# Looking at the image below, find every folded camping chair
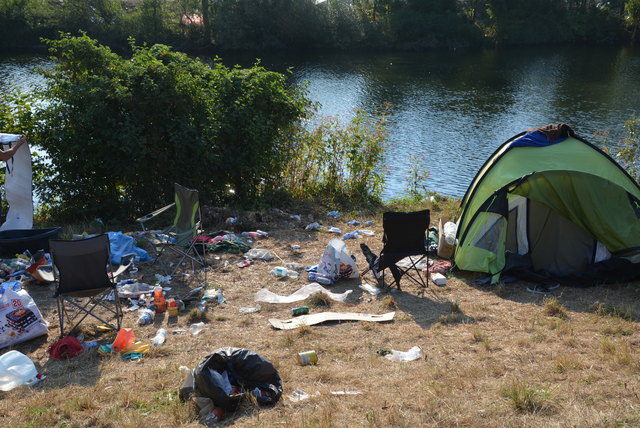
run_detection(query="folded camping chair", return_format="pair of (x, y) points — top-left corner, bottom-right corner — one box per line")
(136, 183), (206, 276)
(362, 210), (430, 290)
(50, 234), (129, 337)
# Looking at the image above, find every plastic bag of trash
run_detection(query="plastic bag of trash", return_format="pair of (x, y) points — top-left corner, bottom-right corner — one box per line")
(190, 347), (283, 410)
(244, 248), (274, 261)
(317, 239), (358, 281)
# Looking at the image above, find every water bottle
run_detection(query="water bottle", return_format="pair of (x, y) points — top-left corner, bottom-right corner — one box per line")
(152, 328), (167, 347)
(138, 308), (155, 326)
(270, 266), (300, 278)
(0, 350), (39, 391)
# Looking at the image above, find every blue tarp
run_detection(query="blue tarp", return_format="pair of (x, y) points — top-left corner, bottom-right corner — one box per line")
(108, 232), (152, 265)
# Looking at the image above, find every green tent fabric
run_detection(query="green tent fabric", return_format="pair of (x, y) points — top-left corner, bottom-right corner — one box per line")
(455, 126), (640, 281)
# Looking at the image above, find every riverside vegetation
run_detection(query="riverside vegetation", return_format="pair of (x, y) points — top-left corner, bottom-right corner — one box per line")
(2, 0), (640, 53)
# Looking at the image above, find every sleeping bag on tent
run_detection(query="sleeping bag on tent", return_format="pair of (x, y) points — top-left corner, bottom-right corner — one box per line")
(455, 123), (640, 285)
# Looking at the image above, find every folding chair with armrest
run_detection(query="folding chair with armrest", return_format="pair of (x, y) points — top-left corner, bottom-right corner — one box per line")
(136, 183), (207, 276)
(50, 234), (130, 337)
(361, 209), (430, 290)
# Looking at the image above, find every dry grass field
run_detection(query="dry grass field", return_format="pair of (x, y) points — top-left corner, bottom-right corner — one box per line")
(1, 207), (639, 428)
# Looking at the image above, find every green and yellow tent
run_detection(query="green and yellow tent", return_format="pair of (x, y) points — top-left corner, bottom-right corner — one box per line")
(455, 124), (640, 284)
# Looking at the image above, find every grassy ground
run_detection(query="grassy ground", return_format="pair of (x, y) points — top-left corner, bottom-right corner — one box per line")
(1, 205), (639, 428)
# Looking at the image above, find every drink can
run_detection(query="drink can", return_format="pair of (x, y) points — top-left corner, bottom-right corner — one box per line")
(291, 306), (309, 316)
(297, 350), (318, 366)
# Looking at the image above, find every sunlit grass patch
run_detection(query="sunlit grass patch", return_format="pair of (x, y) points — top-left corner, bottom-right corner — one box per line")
(500, 380), (559, 414)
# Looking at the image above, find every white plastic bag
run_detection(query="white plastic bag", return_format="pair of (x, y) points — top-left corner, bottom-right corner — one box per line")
(0, 281), (48, 349)
(385, 346), (423, 362)
(317, 239), (359, 281)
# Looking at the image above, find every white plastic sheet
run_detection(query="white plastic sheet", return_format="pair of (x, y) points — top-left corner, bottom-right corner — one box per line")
(254, 283), (352, 304)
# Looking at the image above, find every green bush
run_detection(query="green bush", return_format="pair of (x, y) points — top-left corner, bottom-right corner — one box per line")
(18, 33), (309, 222)
(281, 109), (387, 208)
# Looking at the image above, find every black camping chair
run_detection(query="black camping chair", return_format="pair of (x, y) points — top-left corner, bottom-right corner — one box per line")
(136, 183), (207, 276)
(50, 234), (130, 337)
(361, 210), (430, 290)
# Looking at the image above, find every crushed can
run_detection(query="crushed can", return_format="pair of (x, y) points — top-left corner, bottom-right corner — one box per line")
(297, 350), (318, 366)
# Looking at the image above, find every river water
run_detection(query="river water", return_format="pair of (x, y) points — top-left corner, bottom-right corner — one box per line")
(2, 46), (640, 199)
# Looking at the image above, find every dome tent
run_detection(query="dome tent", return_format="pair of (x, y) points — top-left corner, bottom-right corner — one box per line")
(454, 124), (640, 285)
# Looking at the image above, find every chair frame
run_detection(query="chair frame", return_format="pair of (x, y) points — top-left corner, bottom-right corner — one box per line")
(136, 183), (207, 276)
(50, 234), (129, 337)
(376, 210), (431, 290)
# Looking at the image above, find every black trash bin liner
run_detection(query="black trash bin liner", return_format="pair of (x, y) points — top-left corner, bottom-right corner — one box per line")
(185, 347), (283, 410)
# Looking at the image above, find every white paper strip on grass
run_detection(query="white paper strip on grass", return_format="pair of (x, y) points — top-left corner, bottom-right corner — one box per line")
(385, 346), (423, 362)
(269, 311), (395, 330)
(254, 283), (352, 304)
(0, 134), (33, 231)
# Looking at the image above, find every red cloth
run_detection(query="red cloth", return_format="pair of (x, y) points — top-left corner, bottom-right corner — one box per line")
(49, 336), (84, 360)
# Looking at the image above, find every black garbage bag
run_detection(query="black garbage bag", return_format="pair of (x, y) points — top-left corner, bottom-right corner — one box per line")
(187, 347), (282, 410)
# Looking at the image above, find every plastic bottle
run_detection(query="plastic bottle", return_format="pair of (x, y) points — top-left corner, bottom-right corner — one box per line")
(270, 266), (300, 278)
(138, 308), (155, 326)
(152, 328), (167, 347)
(190, 322), (205, 335)
(153, 286), (166, 313)
(0, 350), (39, 391)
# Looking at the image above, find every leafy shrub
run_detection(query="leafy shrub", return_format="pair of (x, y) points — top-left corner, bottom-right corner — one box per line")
(21, 33), (309, 221)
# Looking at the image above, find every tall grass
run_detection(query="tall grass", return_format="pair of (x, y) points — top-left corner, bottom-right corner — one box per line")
(282, 110), (387, 208)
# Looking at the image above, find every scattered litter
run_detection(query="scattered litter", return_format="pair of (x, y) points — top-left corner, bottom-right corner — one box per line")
(0, 350), (43, 391)
(347, 220), (361, 226)
(49, 336), (84, 360)
(269, 311), (395, 330)
(239, 305), (261, 313)
(254, 283), (352, 304)
(289, 389), (310, 402)
(364, 221), (373, 226)
(527, 284), (560, 295)
(290, 244), (301, 250)
(173, 329), (186, 335)
(330, 390), (361, 396)
(190, 322), (205, 335)
(124, 303), (140, 312)
(291, 306), (309, 316)
(244, 248), (274, 261)
(342, 231), (360, 240)
(297, 350), (318, 366)
(384, 346), (422, 362)
(327, 226), (341, 234)
(431, 273), (447, 286)
(327, 211), (340, 218)
(305, 222), (322, 231)
(117, 281), (155, 298)
(237, 259), (251, 268)
(290, 215), (301, 221)
(284, 262), (305, 271)
(203, 289), (225, 303)
(154, 274), (171, 284)
(359, 282), (382, 295)
(270, 266), (300, 278)
(137, 308), (155, 326)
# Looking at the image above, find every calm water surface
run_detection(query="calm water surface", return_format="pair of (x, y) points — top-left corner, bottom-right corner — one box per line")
(2, 46), (640, 199)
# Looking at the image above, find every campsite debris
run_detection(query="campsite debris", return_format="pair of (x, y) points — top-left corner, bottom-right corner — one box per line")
(290, 244), (301, 250)
(307, 272), (333, 285)
(315, 239), (359, 282)
(527, 284), (560, 295)
(182, 286), (204, 301)
(291, 306), (309, 316)
(154, 274), (171, 284)
(49, 336), (84, 360)
(237, 259), (251, 268)
(284, 262), (305, 271)
(359, 282), (382, 295)
(443, 222), (457, 245)
(152, 328), (167, 347)
(0, 350), (42, 391)
(203, 408), (224, 426)
(269, 311), (396, 330)
(111, 328), (136, 352)
(167, 298), (179, 317)
(82, 341), (98, 350)
(0, 281), (48, 349)
(327, 226), (341, 234)
(364, 221), (373, 226)
(153, 286), (166, 313)
(330, 390), (362, 396)
(327, 211), (340, 219)
(290, 215), (301, 221)
(244, 248), (274, 261)
(190, 322), (205, 335)
(173, 329), (186, 335)
(305, 222), (322, 231)
(430, 260), (453, 275)
(347, 220), (361, 226)
(138, 308), (155, 325)
(116, 280), (155, 298)
(255, 283), (352, 304)
(431, 273), (447, 286)
(270, 266), (300, 278)
(239, 305), (261, 313)
(289, 389), (311, 402)
(384, 346), (422, 362)
(297, 350), (318, 366)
